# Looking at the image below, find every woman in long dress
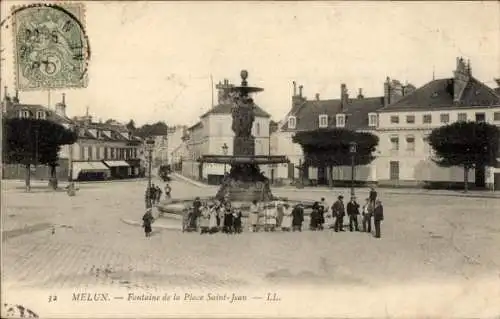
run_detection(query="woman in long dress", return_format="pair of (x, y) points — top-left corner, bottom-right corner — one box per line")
(249, 200), (260, 232)
(223, 202), (234, 234)
(208, 204), (218, 234)
(281, 203), (293, 231)
(199, 202), (210, 234)
(265, 202), (277, 232)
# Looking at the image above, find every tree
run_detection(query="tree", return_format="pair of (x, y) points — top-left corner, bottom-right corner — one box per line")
(126, 119), (136, 132)
(2, 118), (77, 191)
(292, 128), (379, 185)
(135, 121), (169, 138)
(426, 121), (499, 192)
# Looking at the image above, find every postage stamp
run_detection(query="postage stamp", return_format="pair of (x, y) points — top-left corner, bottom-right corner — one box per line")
(11, 3), (90, 90)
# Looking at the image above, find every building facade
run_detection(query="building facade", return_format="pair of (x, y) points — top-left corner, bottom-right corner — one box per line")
(181, 79), (272, 184)
(273, 78), (415, 186)
(376, 57), (500, 189)
(70, 115), (143, 181)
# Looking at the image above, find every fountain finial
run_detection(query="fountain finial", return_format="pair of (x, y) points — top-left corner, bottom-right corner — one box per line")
(240, 70), (248, 87)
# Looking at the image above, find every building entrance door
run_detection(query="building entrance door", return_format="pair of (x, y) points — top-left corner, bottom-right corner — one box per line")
(390, 161), (400, 181)
(475, 166), (486, 188)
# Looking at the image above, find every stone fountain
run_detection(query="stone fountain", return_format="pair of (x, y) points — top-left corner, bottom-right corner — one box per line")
(157, 71), (313, 219)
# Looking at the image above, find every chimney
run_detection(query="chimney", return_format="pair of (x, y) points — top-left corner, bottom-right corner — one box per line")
(315, 93), (320, 101)
(299, 85), (303, 97)
(453, 57), (470, 103)
(384, 77), (391, 106)
(357, 88), (364, 99)
(340, 83), (349, 109)
(12, 89), (19, 103)
(293, 81), (297, 96)
(55, 93), (67, 117)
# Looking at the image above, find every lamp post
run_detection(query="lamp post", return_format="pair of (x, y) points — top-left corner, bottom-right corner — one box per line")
(349, 141), (357, 197)
(67, 124), (76, 196)
(222, 143), (228, 175)
(146, 137), (155, 207)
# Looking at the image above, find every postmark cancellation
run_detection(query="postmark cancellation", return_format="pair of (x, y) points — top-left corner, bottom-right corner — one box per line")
(11, 2), (90, 90)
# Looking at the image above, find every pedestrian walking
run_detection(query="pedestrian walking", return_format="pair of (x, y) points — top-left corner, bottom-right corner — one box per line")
(142, 208), (155, 237)
(369, 187), (378, 207)
(156, 185), (163, 204)
(373, 200), (384, 238)
(281, 203), (292, 231)
(347, 196), (360, 232)
(332, 195), (345, 232)
(361, 198), (372, 233)
(292, 203), (304, 232)
(310, 202), (321, 231)
(249, 200), (260, 232)
(164, 183), (172, 199)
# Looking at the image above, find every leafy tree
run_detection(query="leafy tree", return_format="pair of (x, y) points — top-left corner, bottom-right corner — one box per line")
(2, 118), (77, 191)
(135, 121), (169, 138)
(126, 119), (136, 132)
(292, 128), (379, 185)
(426, 121), (499, 192)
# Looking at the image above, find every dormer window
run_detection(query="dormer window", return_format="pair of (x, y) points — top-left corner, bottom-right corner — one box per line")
(336, 114), (345, 128)
(96, 130), (101, 139)
(319, 114), (328, 128)
(19, 110), (30, 118)
(368, 113), (378, 127)
(288, 116), (296, 129)
(36, 111), (46, 119)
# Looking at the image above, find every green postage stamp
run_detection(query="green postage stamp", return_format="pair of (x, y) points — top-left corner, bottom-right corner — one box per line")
(12, 3), (90, 90)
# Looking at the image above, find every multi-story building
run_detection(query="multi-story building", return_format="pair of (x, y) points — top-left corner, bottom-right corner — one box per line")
(181, 78), (272, 184)
(377, 57), (500, 189)
(167, 125), (187, 167)
(71, 114), (143, 180)
(272, 79), (415, 185)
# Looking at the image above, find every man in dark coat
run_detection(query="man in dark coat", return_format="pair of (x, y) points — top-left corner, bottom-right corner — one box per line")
(346, 196), (360, 232)
(310, 202), (321, 231)
(142, 208), (155, 237)
(332, 195), (345, 232)
(373, 200), (384, 238)
(369, 187), (377, 207)
(189, 197), (202, 230)
(292, 203), (304, 232)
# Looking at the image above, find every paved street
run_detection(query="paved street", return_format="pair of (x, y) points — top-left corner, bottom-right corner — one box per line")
(2, 178), (500, 316)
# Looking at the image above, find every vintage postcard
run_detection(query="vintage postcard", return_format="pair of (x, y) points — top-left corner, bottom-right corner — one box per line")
(1, 1), (500, 318)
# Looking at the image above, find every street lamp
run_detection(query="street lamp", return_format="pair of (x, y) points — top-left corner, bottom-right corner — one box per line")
(222, 143), (229, 175)
(146, 137), (155, 207)
(349, 141), (357, 197)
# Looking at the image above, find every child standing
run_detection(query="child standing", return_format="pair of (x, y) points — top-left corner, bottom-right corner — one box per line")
(142, 208), (155, 237)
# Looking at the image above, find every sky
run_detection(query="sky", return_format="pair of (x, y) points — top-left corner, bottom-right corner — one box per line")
(1, 1), (499, 127)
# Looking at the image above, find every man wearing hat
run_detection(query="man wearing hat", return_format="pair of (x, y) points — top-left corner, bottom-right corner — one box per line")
(331, 195), (346, 232)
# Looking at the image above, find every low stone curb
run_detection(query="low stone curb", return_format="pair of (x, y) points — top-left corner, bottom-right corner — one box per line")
(171, 173), (211, 188)
(120, 218), (182, 231)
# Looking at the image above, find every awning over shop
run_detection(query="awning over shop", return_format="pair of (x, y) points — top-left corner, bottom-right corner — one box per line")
(72, 161), (111, 179)
(103, 161), (130, 167)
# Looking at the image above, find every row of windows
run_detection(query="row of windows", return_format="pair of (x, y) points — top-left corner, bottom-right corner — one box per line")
(287, 111), (500, 130)
(79, 146), (138, 161)
(390, 136), (416, 151)
(288, 114), (348, 129)
(19, 110), (47, 119)
(390, 111), (497, 125)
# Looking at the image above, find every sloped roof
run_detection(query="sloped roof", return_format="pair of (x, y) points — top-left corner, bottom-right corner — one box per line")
(380, 77), (500, 112)
(200, 103), (271, 118)
(6, 103), (73, 124)
(281, 97), (384, 131)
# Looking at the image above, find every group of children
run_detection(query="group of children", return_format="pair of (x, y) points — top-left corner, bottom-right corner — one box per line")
(184, 197), (243, 234)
